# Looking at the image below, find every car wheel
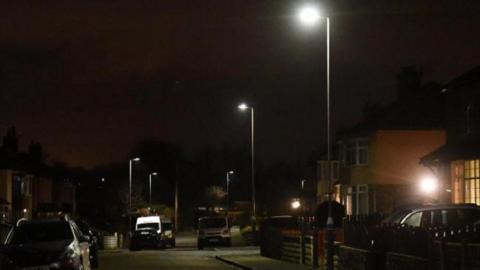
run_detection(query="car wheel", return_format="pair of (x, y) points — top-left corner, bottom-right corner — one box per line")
(197, 239), (203, 250)
(225, 238), (231, 247)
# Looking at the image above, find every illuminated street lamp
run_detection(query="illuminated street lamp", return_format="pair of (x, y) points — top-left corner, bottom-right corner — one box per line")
(226, 170), (234, 214)
(238, 103), (256, 220)
(296, 4), (333, 270)
(298, 5), (321, 26)
(129, 157), (141, 234)
(149, 172), (158, 204)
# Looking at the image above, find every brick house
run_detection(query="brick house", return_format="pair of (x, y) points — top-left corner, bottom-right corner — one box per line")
(317, 68), (447, 214)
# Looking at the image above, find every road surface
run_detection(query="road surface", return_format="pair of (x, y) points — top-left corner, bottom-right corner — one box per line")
(98, 231), (258, 270)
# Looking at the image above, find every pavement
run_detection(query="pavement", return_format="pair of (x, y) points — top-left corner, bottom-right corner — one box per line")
(215, 254), (316, 270)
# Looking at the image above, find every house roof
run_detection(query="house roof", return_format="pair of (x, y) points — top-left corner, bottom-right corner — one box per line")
(421, 65), (480, 166)
(421, 135), (480, 166)
(338, 86), (445, 139)
(442, 65), (480, 93)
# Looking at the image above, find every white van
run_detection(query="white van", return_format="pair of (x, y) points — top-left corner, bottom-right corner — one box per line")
(197, 216), (230, 249)
(136, 216), (161, 233)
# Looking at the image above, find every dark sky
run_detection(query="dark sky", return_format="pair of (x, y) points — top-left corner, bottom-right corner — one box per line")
(0, 0), (479, 168)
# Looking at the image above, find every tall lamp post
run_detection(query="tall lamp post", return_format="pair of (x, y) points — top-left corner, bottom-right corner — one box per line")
(226, 170), (234, 214)
(297, 5), (334, 270)
(238, 103), (256, 223)
(149, 172), (158, 205)
(129, 157), (141, 234)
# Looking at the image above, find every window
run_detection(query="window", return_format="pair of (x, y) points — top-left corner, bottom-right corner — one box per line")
(346, 184), (369, 215)
(464, 160), (480, 205)
(9, 221), (73, 244)
(344, 139), (369, 166)
(318, 160), (339, 182)
(404, 212), (422, 227)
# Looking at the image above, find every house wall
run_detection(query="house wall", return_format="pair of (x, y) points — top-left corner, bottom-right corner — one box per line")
(372, 130), (446, 186)
(0, 170), (13, 207)
(337, 130), (446, 214)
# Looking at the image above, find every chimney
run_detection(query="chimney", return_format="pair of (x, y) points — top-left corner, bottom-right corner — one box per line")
(397, 66), (422, 99)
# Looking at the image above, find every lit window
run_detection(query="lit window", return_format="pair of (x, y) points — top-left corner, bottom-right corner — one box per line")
(464, 159), (480, 205)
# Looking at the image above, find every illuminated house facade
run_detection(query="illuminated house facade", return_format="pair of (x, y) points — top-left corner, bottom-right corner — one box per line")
(422, 66), (480, 206)
(317, 67), (447, 214)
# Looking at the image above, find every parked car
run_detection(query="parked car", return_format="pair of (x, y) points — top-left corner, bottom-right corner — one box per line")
(0, 217), (91, 269)
(130, 216), (165, 250)
(197, 216), (230, 250)
(75, 219), (99, 268)
(383, 203), (480, 227)
(161, 218), (175, 248)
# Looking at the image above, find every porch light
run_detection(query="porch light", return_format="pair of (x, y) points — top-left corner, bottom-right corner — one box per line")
(419, 176), (438, 194)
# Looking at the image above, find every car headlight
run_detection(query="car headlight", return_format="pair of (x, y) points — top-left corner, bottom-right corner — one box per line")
(164, 231), (173, 238)
(222, 229), (229, 235)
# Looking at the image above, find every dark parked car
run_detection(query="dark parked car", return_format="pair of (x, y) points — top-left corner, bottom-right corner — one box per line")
(75, 219), (99, 268)
(383, 203), (480, 227)
(0, 217), (91, 269)
(161, 219), (175, 248)
(130, 227), (163, 250)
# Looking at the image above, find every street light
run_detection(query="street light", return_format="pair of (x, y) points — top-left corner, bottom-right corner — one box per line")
(298, 5), (321, 26)
(296, 5), (333, 270)
(129, 157), (141, 234)
(237, 103), (256, 221)
(226, 171), (234, 214)
(149, 172), (158, 205)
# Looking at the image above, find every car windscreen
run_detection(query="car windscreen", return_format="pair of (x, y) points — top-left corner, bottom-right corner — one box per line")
(199, 218), (226, 228)
(137, 223), (159, 231)
(9, 222), (73, 244)
(161, 222), (172, 231)
(383, 209), (412, 224)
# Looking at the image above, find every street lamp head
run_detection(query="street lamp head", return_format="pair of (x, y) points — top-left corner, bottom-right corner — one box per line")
(238, 103), (249, 111)
(228, 170), (234, 174)
(101, 178), (105, 182)
(132, 157), (141, 162)
(298, 5), (322, 27)
(151, 172), (158, 176)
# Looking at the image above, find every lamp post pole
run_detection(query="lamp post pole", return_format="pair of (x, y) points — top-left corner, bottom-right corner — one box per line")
(324, 17), (335, 270)
(250, 107), (255, 220)
(238, 103), (256, 230)
(149, 172), (157, 205)
(226, 171), (234, 214)
(296, 7), (333, 269)
(129, 157), (140, 235)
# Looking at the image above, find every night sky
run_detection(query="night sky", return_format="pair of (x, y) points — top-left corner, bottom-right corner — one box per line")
(0, 1), (479, 168)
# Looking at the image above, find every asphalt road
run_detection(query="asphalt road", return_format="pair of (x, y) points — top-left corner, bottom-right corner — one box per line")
(97, 231), (258, 270)
(98, 249), (238, 270)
